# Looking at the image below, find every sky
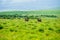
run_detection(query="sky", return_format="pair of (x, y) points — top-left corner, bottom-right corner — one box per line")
(0, 0), (60, 11)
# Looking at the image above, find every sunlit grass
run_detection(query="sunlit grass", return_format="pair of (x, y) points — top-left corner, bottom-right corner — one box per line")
(0, 18), (60, 40)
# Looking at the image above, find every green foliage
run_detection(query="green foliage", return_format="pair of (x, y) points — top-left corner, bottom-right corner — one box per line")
(0, 18), (60, 40)
(0, 10), (60, 40)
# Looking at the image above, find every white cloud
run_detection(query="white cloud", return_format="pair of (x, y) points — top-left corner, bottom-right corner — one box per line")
(1, 0), (11, 4)
(12, 0), (36, 3)
(1, 0), (36, 4)
(0, 0), (37, 7)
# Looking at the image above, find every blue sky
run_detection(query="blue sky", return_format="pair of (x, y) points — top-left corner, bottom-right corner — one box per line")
(0, 0), (60, 11)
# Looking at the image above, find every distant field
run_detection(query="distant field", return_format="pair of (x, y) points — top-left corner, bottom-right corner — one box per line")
(0, 10), (60, 40)
(0, 10), (60, 15)
(0, 10), (60, 19)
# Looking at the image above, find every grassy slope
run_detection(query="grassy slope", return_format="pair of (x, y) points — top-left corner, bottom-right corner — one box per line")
(0, 10), (60, 15)
(0, 18), (60, 40)
(0, 10), (60, 40)
(0, 10), (60, 19)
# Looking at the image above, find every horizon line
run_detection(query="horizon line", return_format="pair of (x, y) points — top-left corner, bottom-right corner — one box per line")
(0, 9), (60, 12)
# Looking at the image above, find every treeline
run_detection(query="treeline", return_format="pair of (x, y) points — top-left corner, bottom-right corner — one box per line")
(41, 15), (57, 18)
(0, 15), (57, 19)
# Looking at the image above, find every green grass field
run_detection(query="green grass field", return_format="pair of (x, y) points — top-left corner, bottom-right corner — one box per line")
(0, 10), (60, 40)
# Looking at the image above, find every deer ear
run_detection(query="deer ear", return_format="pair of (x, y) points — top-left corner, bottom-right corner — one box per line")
(25, 17), (29, 21)
(37, 18), (42, 22)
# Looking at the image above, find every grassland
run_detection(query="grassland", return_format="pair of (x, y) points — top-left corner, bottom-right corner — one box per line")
(0, 10), (60, 40)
